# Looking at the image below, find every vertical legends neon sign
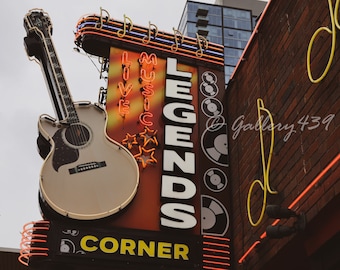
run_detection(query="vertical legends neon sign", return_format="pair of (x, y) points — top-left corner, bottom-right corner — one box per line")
(161, 57), (197, 229)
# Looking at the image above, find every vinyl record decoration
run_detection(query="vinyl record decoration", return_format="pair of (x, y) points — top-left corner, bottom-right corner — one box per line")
(201, 195), (229, 236)
(204, 167), (228, 192)
(201, 123), (229, 167)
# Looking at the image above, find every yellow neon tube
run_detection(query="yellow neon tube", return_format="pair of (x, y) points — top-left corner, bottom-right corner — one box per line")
(307, 0), (340, 83)
(246, 99), (277, 227)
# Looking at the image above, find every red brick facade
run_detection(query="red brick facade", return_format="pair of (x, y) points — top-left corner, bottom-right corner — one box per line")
(227, 0), (340, 269)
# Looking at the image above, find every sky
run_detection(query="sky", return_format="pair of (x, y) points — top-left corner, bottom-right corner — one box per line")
(0, 0), (220, 249)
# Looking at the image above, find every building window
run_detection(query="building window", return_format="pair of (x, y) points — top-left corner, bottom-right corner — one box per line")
(224, 65), (235, 84)
(187, 2), (222, 26)
(187, 22), (223, 44)
(196, 8), (208, 17)
(224, 48), (243, 66)
(223, 7), (252, 30)
(223, 7), (251, 20)
(196, 18), (209, 27)
(224, 29), (251, 49)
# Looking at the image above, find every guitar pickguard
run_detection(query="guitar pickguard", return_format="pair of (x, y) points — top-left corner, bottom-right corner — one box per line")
(52, 129), (79, 171)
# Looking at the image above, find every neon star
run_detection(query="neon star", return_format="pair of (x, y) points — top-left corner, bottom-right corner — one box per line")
(139, 126), (159, 147)
(121, 133), (138, 150)
(134, 146), (157, 168)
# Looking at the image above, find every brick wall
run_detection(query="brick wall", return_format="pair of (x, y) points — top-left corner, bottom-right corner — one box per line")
(227, 0), (340, 269)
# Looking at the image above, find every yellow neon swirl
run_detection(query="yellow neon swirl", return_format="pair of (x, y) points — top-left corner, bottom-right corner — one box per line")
(117, 14), (133, 38)
(307, 0), (340, 83)
(247, 99), (278, 227)
(171, 28), (184, 52)
(195, 33), (209, 58)
(142, 21), (158, 44)
(97, 7), (110, 29)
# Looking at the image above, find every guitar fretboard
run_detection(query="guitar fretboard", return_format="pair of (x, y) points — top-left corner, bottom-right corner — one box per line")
(44, 37), (79, 124)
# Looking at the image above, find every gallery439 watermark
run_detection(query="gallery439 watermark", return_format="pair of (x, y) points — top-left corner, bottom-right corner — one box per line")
(231, 114), (335, 142)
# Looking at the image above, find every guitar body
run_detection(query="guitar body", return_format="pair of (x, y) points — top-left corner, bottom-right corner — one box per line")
(38, 102), (139, 220)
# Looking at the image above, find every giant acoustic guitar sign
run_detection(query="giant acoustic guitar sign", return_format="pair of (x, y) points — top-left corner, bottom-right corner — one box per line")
(23, 9), (139, 220)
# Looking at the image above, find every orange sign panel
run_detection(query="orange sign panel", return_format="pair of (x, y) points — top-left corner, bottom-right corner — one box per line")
(106, 47), (201, 234)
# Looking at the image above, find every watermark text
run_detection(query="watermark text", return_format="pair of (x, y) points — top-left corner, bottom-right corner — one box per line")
(231, 114), (335, 142)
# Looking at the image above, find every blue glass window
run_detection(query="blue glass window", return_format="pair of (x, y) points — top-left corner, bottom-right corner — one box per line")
(223, 7), (252, 30)
(224, 48), (243, 65)
(224, 29), (251, 49)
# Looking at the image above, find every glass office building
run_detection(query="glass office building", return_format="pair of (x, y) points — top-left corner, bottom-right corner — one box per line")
(178, 0), (267, 87)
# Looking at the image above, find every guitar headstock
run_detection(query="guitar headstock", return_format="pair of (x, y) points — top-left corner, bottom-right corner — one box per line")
(24, 9), (52, 39)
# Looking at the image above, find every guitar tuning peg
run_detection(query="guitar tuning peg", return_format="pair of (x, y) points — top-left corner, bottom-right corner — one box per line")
(98, 87), (107, 106)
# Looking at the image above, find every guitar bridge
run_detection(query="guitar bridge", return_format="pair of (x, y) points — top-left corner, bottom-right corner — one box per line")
(68, 161), (106, 174)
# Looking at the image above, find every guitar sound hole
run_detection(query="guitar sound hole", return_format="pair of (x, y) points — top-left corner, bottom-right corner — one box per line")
(64, 124), (91, 147)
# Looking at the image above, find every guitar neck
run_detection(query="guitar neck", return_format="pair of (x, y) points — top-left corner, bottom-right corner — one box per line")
(24, 10), (79, 124)
(43, 37), (79, 123)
